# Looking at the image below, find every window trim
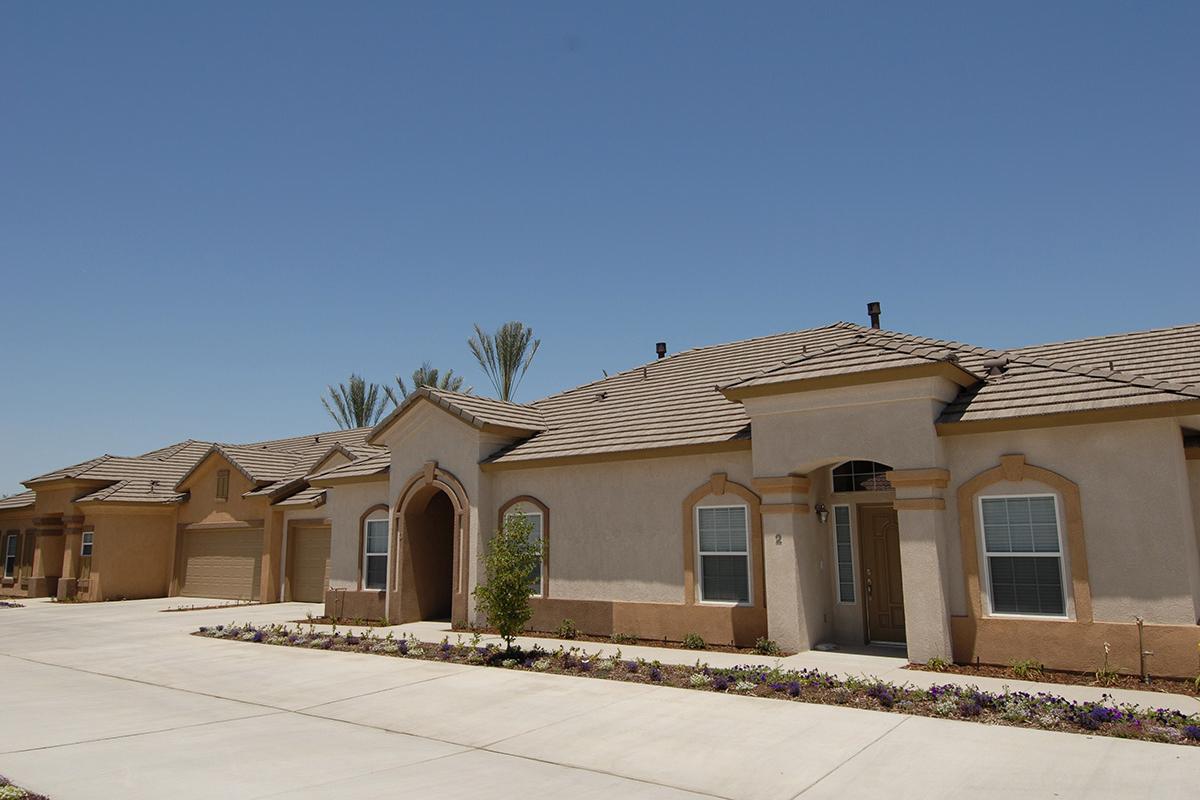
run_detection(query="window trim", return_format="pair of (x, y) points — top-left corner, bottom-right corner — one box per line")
(80, 531), (94, 557)
(504, 508), (546, 597)
(830, 460), (894, 493)
(361, 515), (389, 592)
(694, 503), (752, 606)
(977, 492), (1070, 620)
(831, 504), (856, 604)
(3, 534), (17, 579)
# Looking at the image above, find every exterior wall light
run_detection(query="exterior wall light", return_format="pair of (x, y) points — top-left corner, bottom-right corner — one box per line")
(814, 503), (829, 524)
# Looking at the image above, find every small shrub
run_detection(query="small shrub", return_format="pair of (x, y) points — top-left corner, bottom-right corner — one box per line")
(555, 618), (579, 640)
(689, 672), (713, 687)
(734, 680), (757, 692)
(682, 632), (707, 650)
(925, 657), (951, 672)
(610, 632), (636, 644)
(474, 513), (543, 650)
(1009, 658), (1044, 680)
(754, 637), (781, 656)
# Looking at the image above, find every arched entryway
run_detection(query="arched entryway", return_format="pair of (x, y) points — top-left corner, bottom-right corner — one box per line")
(399, 486), (456, 622)
(391, 463), (470, 625)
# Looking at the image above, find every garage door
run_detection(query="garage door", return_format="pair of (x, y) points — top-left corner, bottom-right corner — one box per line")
(179, 529), (263, 600)
(288, 527), (330, 603)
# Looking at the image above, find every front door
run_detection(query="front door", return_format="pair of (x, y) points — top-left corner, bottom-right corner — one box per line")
(858, 505), (905, 643)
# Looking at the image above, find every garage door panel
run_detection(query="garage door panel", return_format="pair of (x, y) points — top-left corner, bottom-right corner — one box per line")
(289, 527), (330, 603)
(180, 529), (263, 600)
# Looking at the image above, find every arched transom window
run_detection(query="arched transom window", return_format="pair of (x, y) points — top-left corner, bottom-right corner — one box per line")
(831, 461), (894, 493)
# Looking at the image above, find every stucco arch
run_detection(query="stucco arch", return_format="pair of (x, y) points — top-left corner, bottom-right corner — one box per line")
(956, 454), (1092, 622)
(391, 462), (471, 624)
(682, 473), (764, 608)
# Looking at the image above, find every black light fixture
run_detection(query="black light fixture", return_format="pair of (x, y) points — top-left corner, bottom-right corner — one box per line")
(814, 503), (829, 524)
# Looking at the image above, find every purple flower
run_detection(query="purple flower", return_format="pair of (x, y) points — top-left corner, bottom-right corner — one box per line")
(959, 701), (983, 717)
(251, 630), (264, 643)
(649, 667), (662, 682)
(1183, 725), (1200, 741)
(787, 681), (801, 697)
(712, 675), (731, 691)
(625, 660), (639, 672)
(398, 640), (409, 655)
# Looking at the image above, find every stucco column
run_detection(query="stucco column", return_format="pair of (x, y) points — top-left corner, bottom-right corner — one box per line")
(888, 469), (954, 664)
(57, 515), (84, 600)
(755, 475), (829, 652)
(28, 514), (64, 598)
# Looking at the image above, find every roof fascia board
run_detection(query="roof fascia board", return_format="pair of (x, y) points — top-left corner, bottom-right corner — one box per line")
(481, 438), (752, 472)
(936, 398), (1200, 436)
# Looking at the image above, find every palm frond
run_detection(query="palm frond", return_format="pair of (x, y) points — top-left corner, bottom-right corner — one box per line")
(468, 321), (540, 401)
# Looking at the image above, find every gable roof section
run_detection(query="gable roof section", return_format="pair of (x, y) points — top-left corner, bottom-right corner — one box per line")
(367, 387), (547, 445)
(308, 451), (390, 485)
(720, 334), (983, 399)
(0, 491), (36, 511)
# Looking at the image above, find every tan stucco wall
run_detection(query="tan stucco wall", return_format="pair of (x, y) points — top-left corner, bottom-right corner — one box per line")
(85, 509), (176, 600)
(488, 450), (756, 605)
(321, 480), (388, 591)
(943, 418), (1200, 626)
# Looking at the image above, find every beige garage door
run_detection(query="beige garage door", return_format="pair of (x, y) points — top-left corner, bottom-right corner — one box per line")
(288, 527), (330, 603)
(179, 529), (263, 600)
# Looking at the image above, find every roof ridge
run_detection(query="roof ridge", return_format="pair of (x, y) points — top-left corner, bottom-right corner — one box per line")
(426, 387), (537, 409)
(1009, 321), (1200, 353)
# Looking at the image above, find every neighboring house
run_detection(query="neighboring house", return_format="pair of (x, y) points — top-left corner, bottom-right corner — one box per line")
(308, 317), (1200, 677)
(0, 429), (384, 604)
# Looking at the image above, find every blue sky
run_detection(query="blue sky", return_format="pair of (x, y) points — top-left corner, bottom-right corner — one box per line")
(1, 2), (1197, 494)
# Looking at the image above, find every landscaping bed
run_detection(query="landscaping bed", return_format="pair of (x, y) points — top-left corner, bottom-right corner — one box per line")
(0, 775), (48, 800)
(196, 622), (1200, 747)
(161, 601), (259, 613)
(908, 661), (1200, 697)
(452, 622), (790, 656)
(293, 615), (391, 627)
(0, 601), (24, 609)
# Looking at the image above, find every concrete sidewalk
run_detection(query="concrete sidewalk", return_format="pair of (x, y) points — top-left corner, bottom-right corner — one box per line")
(1, 597), (1197, 799)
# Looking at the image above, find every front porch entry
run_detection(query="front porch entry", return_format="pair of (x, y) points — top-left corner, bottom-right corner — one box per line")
(858, 504), (905, 644)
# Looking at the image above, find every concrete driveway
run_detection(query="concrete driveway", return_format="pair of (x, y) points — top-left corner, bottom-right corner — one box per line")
(0, 598), (1197, 799)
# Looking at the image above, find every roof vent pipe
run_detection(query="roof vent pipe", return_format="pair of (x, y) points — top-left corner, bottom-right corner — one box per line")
(656, 342), (667, 359)
(867, 301), (882, 329)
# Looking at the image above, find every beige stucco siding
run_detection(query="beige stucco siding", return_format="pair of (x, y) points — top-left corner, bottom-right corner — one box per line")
(319, 480), (388, 591)
(488, 450), (756, 605)
(943, 418), (1200, 626)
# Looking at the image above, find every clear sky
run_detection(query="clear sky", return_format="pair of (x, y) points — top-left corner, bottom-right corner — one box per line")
(1, 2), (1197, 494)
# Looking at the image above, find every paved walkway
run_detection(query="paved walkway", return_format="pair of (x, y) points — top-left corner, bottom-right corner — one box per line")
(1, 597), (1197, 799)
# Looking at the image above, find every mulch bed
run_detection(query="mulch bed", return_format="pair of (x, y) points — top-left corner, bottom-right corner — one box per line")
(452, 623), (790, 656)
(291, 615), (392, 627)
(195, 622), (1200, 748)
(161, 601), (260, 613)
(907, 661), (1200, 697)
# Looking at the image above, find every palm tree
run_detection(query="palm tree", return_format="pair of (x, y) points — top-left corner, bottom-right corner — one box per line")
(321, 374), (389, 429)
(385, 362), (471, 406)
(468, 321), (541, 402)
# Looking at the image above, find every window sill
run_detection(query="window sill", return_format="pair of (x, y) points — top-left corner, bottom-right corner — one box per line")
(984, 612), (1072, 622)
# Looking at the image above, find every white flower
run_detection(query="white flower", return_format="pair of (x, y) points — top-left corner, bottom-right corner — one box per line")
(689, 673), (713, 687)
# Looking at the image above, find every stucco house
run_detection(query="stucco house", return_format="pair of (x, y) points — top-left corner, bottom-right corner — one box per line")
(0, 429), (382, 605)
(308, 315), (1200, 676)
(4, 313), (1199, 677)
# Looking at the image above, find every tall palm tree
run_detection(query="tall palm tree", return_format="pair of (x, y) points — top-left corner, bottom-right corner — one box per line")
(468, 321), (541, 402)
(385, 362), (471, 406)
(321, 374), (389, 429)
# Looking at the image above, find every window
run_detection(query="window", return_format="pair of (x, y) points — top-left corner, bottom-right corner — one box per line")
(3, 535), (17, 579)
(980, 495), (1066, 617)
(505, 510), (545, 596)
(831, 461), (893, 493)
(362, 518), (389, 591)
(697, 506), (750, 603)
(216, 469), (230, 500)
(832, 505), (855, 603)
(81, 532), (94, 557)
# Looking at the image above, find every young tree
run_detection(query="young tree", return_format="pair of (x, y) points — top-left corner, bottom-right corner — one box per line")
(473, 512), (543, 651)
(385, 361), (470, 406)
(467, 321), (540, 402)
(321, 374), (389, 429)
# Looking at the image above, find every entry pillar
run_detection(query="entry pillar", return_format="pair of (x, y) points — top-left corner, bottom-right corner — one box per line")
(27, 514), (64, 598)
(57, 514), (84, 600)
(887, 469), (954, 664)
(754, 475), (829, 652)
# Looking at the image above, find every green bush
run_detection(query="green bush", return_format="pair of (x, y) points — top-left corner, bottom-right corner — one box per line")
(754, 637), (781, 656)
(925, 656), (951, 672)
(473, 513), (543, 651)
(1009, 658), (1044, 680)
(555, 618), (579, 640)
(610, 632), (636, 644)
(682, 632), (707, 650)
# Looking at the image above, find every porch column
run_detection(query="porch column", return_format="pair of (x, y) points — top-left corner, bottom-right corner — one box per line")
(27, 514), (64, 598)
(57, 514), (84, 600)
(754, 475), (829, 652)
(888, 468), (954, 664)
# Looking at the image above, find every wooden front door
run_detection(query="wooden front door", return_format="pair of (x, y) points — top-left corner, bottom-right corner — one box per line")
(859, 505), (905, 643)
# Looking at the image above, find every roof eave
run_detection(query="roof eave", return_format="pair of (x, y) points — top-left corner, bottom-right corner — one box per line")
(936, 398), (1200, 436)
(721, 361), (981, 402)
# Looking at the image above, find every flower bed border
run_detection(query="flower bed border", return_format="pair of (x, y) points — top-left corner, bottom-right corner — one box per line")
(0, 774), (49, 799)
(195, 622), (1200, 748)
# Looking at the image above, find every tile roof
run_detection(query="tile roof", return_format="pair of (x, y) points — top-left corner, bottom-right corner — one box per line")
(308, 451), (390, 483)
(368, 388), (547, 444)
(0, 491), (36, 511)
(273, 486), (327, 507)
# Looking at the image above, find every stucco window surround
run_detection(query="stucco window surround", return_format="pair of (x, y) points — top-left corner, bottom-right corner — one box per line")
(682, 474), (765, 610)
(957, 455), (1092, 623)
(498, 495), (550, 598)
(3, 533), (17, 579)
(359, 505), (390, 591)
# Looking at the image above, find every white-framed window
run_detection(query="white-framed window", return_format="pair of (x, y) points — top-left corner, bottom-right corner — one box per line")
(81, 531), (94, 557)
(505, 509), (545, 597)
(362, 518), (389, 591)
(696, 505), (751, 604)
(832, 505), (855, 603)
(979, 494), (1067, 617)
(3, 535), (17, 578)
